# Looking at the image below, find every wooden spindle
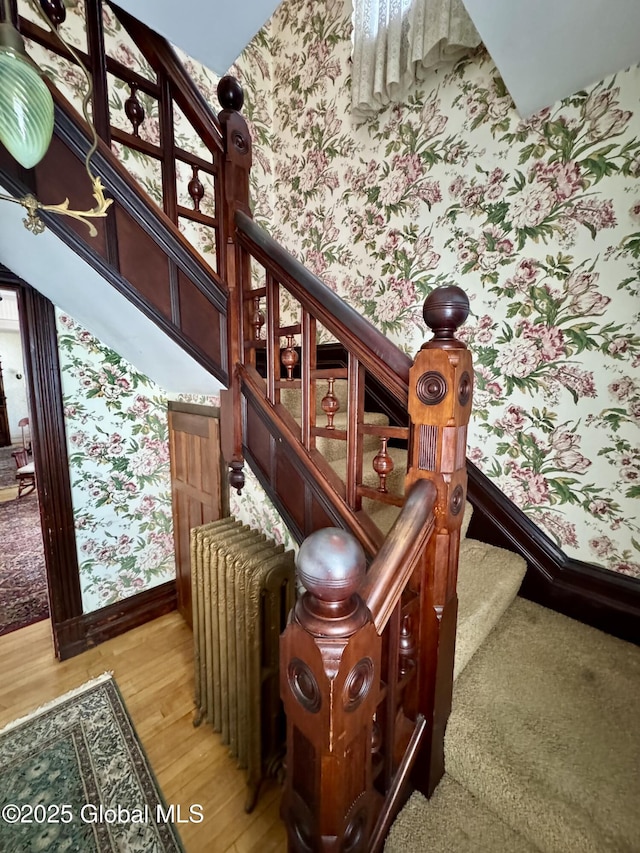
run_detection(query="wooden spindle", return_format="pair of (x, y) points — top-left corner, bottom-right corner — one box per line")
(398, 613), (416, 678)
(187, 165), (204, 212)
(124, 83), (145, 137)
(249, 295), (264, 341)
(321, 377), (339, 429)
(373, 437), (393, 493)
(281, 335), (298, 381)
(39, 0), (66, 27)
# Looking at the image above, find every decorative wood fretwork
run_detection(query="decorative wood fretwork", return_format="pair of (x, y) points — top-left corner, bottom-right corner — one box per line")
(281, 335), (299, 380)
(320, 377), (339, 428)
(124, 83), (145, 137)
(187, 165), (204, 211)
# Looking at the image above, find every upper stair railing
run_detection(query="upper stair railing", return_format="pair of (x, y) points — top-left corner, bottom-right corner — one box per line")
(9, 0), (253, 383)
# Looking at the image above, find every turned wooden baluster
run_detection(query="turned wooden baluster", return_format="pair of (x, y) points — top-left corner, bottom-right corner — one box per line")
(125, 83), (145, 137)
(321, 378), (339, 429)
(187, 165), (205, 212)
(249, 295), (265, 341)
(398, 613), (416, 678)
(281, 335), (299, 380)
(405, 284), (472, 796)
(217, 76), (252, 494)
(39, 0), (66, 27)
(280, 528), (381, 852)
(373, 437), (393, 493)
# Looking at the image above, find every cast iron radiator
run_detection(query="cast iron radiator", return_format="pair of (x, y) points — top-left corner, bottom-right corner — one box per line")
(190, 516), (295, 812)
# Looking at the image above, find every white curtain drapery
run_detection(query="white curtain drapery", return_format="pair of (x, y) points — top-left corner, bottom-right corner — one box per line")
(351, 0), (481, 116)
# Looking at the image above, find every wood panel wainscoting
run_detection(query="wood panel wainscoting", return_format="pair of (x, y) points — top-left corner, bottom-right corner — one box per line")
(168, 402), (228, 626)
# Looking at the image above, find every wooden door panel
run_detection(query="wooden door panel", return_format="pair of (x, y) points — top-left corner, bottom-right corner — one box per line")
(169, 406), (224, 627)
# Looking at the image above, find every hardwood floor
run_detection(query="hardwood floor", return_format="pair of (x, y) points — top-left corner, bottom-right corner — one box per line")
(0, 612), (287, 852)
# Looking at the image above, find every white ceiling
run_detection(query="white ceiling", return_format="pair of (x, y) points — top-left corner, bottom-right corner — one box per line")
(116, 0), (640, 117)
(114, 0), (281, 76)
(462, 0), (640, 116)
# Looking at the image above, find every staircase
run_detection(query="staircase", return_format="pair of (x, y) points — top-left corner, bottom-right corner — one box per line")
(3, 3), (639, 851)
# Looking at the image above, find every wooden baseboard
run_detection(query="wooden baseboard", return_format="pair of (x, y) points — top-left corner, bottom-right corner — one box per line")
(56, 581), (178, 660)
(466, 462), (640, 645)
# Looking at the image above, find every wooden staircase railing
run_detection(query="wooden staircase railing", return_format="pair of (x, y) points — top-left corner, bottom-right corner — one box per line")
(275, 288), (473, 851)
(3, 0), (255, 385)
(5, 4), (475, 846)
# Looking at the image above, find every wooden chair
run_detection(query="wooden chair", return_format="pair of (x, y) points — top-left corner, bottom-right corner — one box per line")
(12, 448), (35, 498)
(18, 417), (31, 453)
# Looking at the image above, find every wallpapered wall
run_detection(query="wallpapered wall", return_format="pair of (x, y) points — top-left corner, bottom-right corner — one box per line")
(248, 0), (639, 579)
(25, 0), (640, 583)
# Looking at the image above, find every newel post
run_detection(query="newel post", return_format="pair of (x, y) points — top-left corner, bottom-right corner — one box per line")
(280, 529), (381, 852)
(217, 75), (252, 494)
(406, 285), (473, 796)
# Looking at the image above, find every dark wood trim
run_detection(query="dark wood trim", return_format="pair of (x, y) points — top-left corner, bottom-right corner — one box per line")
(466, 462), (640, 644)
(54, 581), (178, 660)
(16, 281), (84, 659)
(49, 92), (228, 315)
(236, 212), (412, 400)
(110, 2), (224, 154)
(0, 120), (229, 387)
(82, 580), (177, 650)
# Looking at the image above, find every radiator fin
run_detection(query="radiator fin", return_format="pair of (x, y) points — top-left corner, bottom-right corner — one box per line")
(191, 516), (295, 811)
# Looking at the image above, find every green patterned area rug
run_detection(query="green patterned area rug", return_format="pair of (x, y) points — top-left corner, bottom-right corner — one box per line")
(0, 674), (184, 852)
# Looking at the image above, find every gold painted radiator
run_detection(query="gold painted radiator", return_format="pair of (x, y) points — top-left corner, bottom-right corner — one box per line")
(190, 516), (295, 812)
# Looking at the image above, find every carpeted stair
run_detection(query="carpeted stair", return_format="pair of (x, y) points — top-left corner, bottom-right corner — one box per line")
(283, 380), (640, 852)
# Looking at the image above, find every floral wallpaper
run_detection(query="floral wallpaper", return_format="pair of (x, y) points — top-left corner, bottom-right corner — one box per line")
(256, 0), (640, 579)
(21, 0), (640, 581)
(56, 312), (176, 612)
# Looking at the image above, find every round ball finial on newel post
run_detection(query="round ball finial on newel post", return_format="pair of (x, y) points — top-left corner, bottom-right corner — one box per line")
(422, 284), (470, 350)
(217, 75), (245, 113)
(295, 527), (369, 638)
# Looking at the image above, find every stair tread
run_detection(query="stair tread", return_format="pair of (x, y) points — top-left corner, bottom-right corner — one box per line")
(386, 776), (542, 853)
(445, 598), (640, 853)
(455, 539), (527, 680)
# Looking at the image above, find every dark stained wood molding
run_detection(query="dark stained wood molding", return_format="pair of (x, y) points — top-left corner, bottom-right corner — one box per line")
(49, 95), (228, 316)
(0, 128), (229, 387)
(256, 341), (640, 643)
(466, 462), (640, 644)
(55, 581), (178, 660)
(110, 2), (224, 152)
(16, 281), (84, 658)
(235, 212), (412, 401)
(81, 580), (177, 650)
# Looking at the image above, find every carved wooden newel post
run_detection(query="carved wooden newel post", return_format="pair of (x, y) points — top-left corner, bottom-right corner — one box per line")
(406, 285), (472, 795)
(280, 529), (381, 852)
(217, 76), (252, 494)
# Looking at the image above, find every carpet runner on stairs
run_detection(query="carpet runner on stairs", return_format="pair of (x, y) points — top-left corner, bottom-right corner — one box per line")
(388, 598), (640, 852)
(281, 378), (639, 852)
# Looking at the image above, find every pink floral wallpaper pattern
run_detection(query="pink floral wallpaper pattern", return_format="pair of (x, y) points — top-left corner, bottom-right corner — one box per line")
(56, 312), (176, 611)
(23, 0), (640, 581)
(258, 1), (640, 578)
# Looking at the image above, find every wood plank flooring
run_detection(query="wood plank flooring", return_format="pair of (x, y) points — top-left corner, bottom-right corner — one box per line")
(0, 612), (286, 852)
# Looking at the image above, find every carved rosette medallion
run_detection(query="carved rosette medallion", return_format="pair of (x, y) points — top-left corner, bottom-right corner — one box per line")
(458, 371), (472, 407)
(450, 484), (464, 516)
(232, 130), (248, 153)
(288, 658), (322, 713)
(416, 370), (447, 406)
(342, 657), (374, 712)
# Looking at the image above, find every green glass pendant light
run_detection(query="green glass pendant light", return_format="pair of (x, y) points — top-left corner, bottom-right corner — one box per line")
(0, 3), (55, 169)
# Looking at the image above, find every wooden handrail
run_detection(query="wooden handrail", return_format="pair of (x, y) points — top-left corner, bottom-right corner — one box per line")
(361, 478), (437, 633)
(110, 2), (225, 155)
(235, 210), (413, 404)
